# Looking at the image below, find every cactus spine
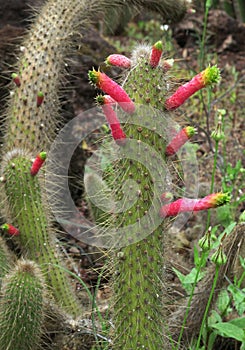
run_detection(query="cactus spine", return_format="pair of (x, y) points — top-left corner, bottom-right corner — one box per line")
(0, 260), (45, 350)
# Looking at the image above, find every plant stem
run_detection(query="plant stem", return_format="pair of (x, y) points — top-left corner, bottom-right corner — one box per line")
(199, 0), (212, 70)
(195, 265), (220, 349)
(176, 253), (206, 349)
(206, 140), (219, 229)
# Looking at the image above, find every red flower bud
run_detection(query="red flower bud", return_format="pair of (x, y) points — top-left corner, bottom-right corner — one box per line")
(37, 91), (44, 107)
(165, 126), (196, 156)
(105, 54), (131, 68)
(30, 152), (47, 176)
(11, 73), (21, 87)
(150, 41), (163, 68)
(159, 192), (230, 217)
(165, 65), (220, 110)
(88, 69), (135, 114)
(1, 223), (20, 236)
(160, 192), (173, 203)
(97, 95), (126, 145)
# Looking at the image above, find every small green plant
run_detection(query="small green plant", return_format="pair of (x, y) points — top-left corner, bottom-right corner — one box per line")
(174, 222), (245, 349)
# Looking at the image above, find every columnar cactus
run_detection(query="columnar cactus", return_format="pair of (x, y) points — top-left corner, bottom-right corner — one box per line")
(87, 44), (229, 349)
(0, 260), (45, 350)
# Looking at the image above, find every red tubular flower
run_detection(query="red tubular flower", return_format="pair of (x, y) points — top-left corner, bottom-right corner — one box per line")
(165, 126), (196, 156)
(97, 94), (116, 105)
(30, 151), (47, 176)
(37, 91), (44, 107)
(97, 95), (126, 145)
(11, 73), (21, 87)
(159, 192), (230, 218)
(88, 69), (135, 114)
(149, 41), (163, 68)
(1, 223), (20, 236)
(165, 65), (220, 110)
(105, 54), (131, 68)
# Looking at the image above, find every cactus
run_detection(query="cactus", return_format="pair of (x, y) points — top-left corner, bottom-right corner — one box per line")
(0, 0), (189, 346)
(87, 44), (230, 349)
(0, 260), (45, 350)
(1, 148), (81, 316)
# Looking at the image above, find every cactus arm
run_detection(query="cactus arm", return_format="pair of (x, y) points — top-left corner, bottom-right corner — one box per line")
(1, 149), (82, 316)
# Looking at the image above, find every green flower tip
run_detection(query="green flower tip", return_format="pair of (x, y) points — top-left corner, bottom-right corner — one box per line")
(203, 65), (221, 86)
(1, 223), (9, 231)
(11, 73), (18, 79)
(105, 57), (110, 65)
(185, 126), (196, 137)
(215, 192), (231, 206)
(37, 91), (44, 97)
(96, 95), (105, 105)
(39, 151), (47, 160)
(153, 40), (163, 51)
(88, 69), (99, 85)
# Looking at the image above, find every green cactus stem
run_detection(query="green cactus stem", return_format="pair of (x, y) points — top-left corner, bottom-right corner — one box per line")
(1, 149), (81, 317)
(0, 260), (45, 350)
(89, 44), (176, 349)
(88, 42), (224, 349)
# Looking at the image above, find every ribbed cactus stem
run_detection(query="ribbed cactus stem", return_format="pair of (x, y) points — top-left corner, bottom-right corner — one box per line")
(4, 0), (104, 152)
(89, 42), (225, 348)
(90, 45), (174, 349)
(0, 260), (45, 350)
(1, 149), (81, 316)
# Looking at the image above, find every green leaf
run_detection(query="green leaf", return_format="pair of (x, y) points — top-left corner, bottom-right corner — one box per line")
(228, 285), (245, 316)
(172, 267), (206, 294)
(208, 309), (222, 326)
(216, 289), (231, 315)
(211, 322), (245, 342)
(229, 317), (245, 329)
